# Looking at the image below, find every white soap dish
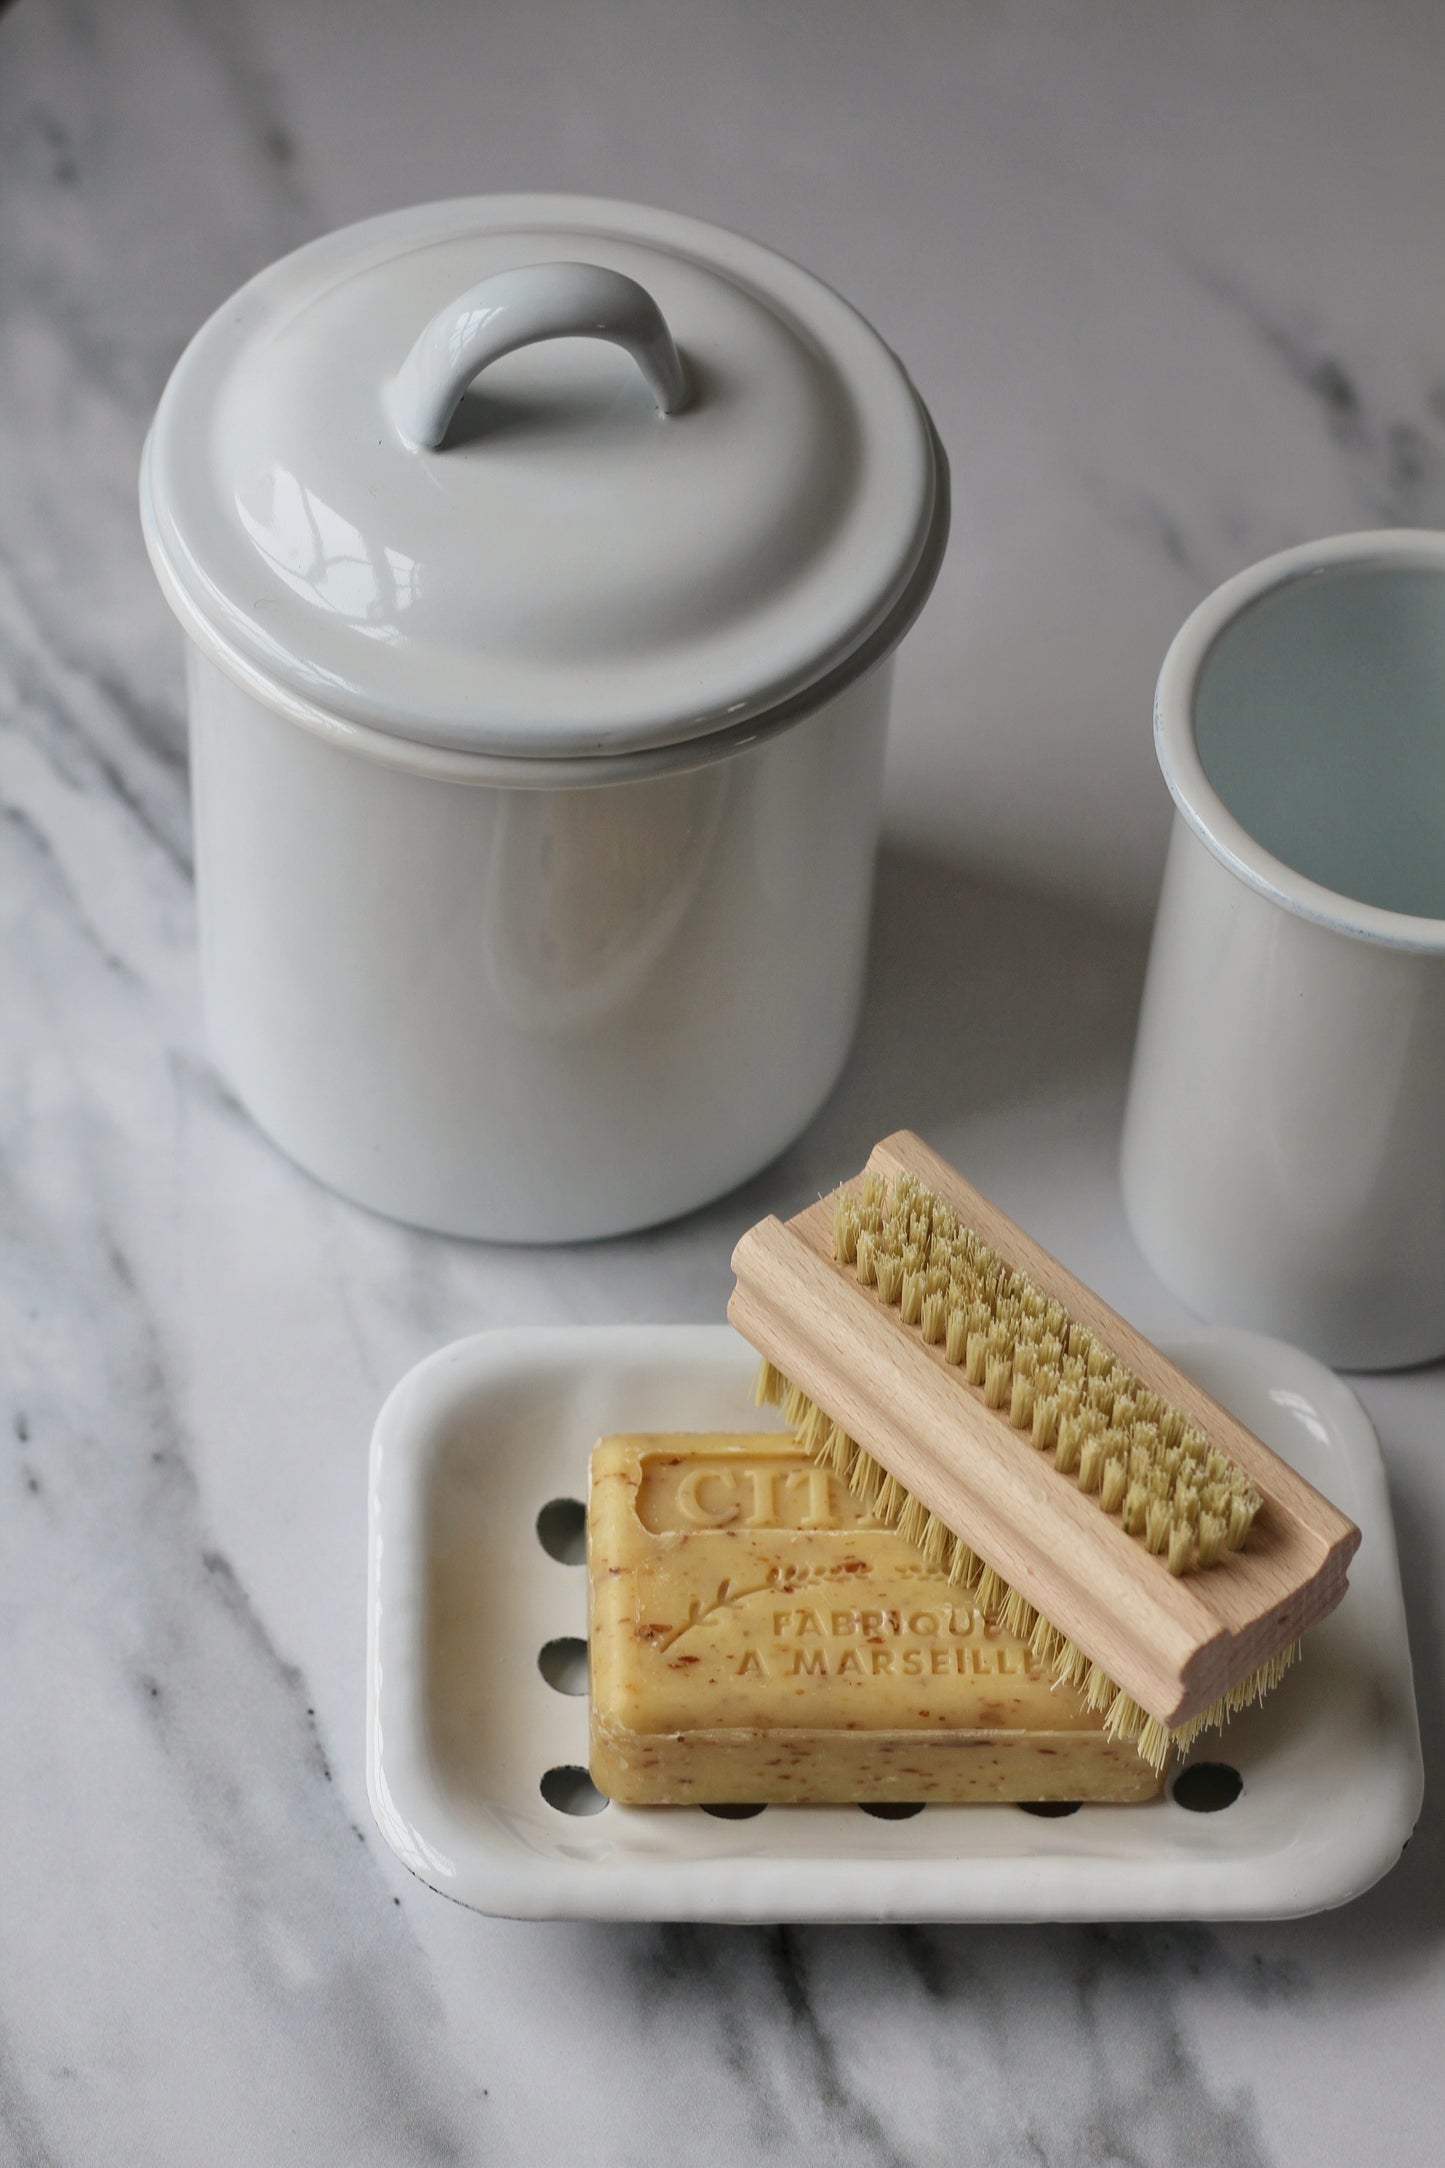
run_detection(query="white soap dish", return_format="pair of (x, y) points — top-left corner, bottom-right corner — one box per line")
(366, 1322), (1421, 1923)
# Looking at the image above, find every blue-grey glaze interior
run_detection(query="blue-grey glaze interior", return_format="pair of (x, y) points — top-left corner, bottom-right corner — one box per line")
(1194, 564), (1445, 920)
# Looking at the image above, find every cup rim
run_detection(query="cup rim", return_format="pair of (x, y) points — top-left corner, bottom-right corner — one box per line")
(1155, 528), (1445, 954)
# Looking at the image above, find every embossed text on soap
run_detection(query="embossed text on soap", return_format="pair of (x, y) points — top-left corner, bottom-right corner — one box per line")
(635, 1453), (876, 1534)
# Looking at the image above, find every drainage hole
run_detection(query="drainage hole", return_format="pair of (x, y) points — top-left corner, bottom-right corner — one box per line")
(1172, 1762), (1243, 1814)
(1018, 1800), (1082, 1818)
(701, 1802), (767, 1820)
(536, 1497), (586, 1564)
(859, 1802), (925, 1820)
(537, 1637), (588, 1695)
(540, 1765), (607, 1816)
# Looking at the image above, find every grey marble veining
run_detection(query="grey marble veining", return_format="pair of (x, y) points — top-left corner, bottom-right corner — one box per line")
(3, 2), (1445, 2162)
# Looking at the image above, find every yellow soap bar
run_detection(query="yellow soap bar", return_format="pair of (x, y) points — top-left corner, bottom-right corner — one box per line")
(587, 1432), (1165, 1805)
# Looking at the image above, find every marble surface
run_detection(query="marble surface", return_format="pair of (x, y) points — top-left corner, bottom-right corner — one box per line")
(2, 1), (1444, 2161)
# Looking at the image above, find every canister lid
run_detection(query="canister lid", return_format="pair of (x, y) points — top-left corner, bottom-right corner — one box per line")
(141, 195), (943, 760)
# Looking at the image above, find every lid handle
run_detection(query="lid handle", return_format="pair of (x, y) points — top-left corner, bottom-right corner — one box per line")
(390, 261), (690, 447)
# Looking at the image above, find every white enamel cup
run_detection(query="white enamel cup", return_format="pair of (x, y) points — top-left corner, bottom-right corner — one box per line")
(1122, 530), (1445, 1369)
(141, 197), (947, 1241)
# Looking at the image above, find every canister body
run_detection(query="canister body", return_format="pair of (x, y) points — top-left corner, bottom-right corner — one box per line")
(188, 652), (891, 1240)
(1121, 814), (1445, 1368)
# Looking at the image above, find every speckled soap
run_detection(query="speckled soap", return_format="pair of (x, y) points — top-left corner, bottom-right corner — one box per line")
(587, 1432), (1164, 1805)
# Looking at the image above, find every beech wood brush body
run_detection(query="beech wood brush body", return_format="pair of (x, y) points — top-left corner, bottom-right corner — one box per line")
(728, 1132), (1360, 1769)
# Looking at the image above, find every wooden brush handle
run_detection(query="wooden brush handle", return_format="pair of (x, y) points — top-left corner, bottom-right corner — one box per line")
(729, 1131), (1360, 1729)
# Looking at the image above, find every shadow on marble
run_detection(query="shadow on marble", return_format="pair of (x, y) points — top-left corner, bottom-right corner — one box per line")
(708, 837), (1153, 1225)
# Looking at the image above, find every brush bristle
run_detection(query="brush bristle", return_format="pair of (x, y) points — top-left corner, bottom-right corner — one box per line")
(760, 1359), (1297, 1773)
(830, 1176), (1261, 1575)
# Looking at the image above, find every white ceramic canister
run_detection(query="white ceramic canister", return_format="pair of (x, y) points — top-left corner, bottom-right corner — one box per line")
(1121, 531), (1445, 1369)
(141, 196), (946, 1240)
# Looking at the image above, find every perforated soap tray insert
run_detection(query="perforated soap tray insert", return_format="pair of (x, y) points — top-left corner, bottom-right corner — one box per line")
(366, 1323), (1420, 1923)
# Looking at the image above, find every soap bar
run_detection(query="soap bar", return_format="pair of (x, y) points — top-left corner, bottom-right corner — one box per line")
(587, 1432), (1165, 1804)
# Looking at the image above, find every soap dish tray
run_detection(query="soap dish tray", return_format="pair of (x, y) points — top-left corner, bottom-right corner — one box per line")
(366, 1322), (1421, 1923)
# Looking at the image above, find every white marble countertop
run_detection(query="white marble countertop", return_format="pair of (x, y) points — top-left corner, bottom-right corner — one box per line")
(3, 2), (1444, 2161)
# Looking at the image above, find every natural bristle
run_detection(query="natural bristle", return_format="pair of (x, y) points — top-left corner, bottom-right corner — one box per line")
(830, 1176), (1262, 1578)
(754, 1359), (785, 1410)
(754, 1357), (1299, 1774)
